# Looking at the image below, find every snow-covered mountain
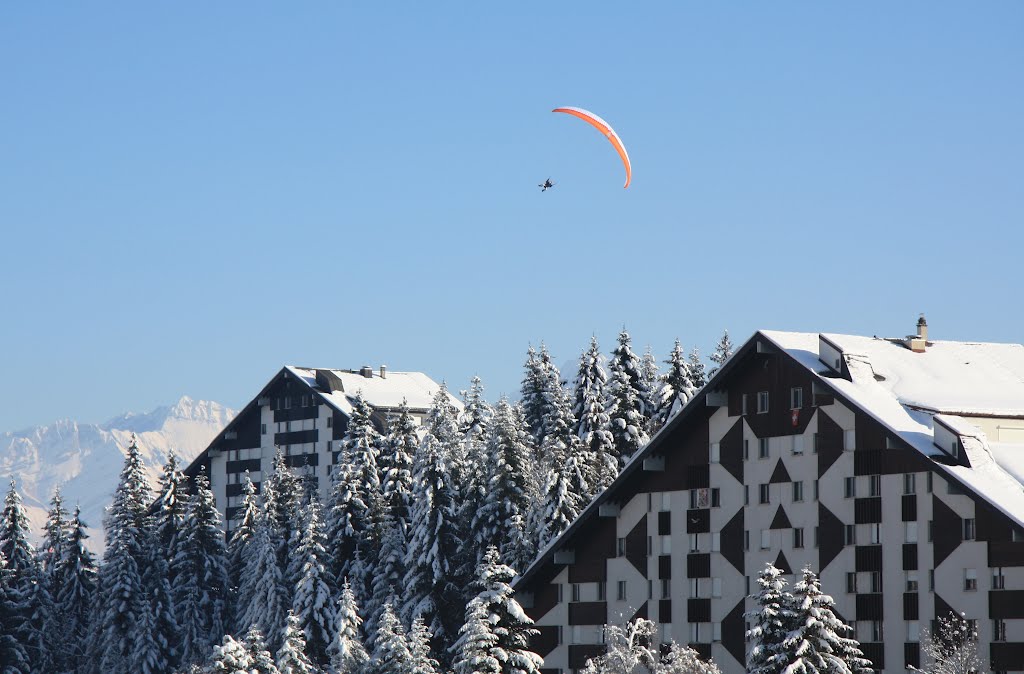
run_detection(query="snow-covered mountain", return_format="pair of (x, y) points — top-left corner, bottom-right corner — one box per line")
(0, 396), (235, 552)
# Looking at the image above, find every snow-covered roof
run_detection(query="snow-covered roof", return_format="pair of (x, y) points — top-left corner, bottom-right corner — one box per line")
(761, 331), (1024, 528)
(285, 366), (460, 414)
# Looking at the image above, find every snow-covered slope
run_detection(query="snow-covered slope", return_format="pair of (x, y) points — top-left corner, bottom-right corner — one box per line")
(0, 396), (235, 552)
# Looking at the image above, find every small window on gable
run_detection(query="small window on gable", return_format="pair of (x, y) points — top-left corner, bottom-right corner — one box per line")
(757, 391), (769, 414)
(710, 442), (720, 464)
(741, 394), (749, 416)
(790, 387), (803, 410)
(844, 429), (856, 451)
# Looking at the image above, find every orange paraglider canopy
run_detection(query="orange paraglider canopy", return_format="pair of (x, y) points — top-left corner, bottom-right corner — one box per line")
(552, 106), (632, 188)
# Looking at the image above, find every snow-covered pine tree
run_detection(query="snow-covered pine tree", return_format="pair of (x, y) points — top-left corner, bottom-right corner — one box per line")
(639, 346), (662, 434)
(454, 377), (493, 605)
(537, 441), (593, 551)
(654, 339), (696, 429)
(708, 330), (734, 379)
(460, 376), (493, 445)
(367, 511), (406, 640)
(520, 345), (547, 446)
(288, 497), (334, 667)
(138, 535), (179, 672)
(605, 363), (649, 465)
(451, 598), (501, 674)
(403, 402), (461, 655)
(39, 487), (69, 584)
(688, 347), (707, 388)
(174, 467), (230, 666)
(326, 392), (382, 600)
(95, 434), (155, 672)
(134, 580), (169, 674)
(277, 611), (321, 674)
(571, 337), (618, 494)
(0, 551), (30, 673)
(408, 616), (440, 674)
(227, 471), (259, 631)
(373, 600), (414, 674)
(533, 343), (569, 461)
(745, 563), (796, 674)
(328, 579), (369, 674)
(54, 506), (97, 672)
(457, 547), (543, 674)
(239, 502), (290, 654)
(244, 627), (282, 674)
(207, 634), (255, 674)
(783, 566), (872, 674)
(473, 398), (537, 572)
(381, 400), (417, 531)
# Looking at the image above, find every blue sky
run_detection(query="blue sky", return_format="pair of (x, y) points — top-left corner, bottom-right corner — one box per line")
(1, 3), (1022, 432)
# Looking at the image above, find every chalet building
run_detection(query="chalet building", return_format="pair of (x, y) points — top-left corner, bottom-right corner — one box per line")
(514, 319), (1024, 674)
(185, 364), (459, 532)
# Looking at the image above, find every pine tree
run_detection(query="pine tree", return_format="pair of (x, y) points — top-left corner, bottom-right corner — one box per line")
(373, 600), (414, 674)
(0, 551), (29, 674)
(327, 392), (382, 600)
(277, 611), (321, 674)
(403, 400), (462, 650)
(455, 376), (493, 605)
(654, 339), (696, 428)
(244, 627), (282, 674)
(571, 337), (617, 493)
(474, 398), (537, 572)
(289, 498), (334, 667)
(207, 634), (255, 674)
(537, 445), (593, 551)
(783, 567), (872, 674)
(638, 346), (662, 434)
(228, 472), (259, 631)
(708, 330), (734, 379)
(239, 504), (290, 654)
(54, 506), (97, 672)
(605, 364), (649, 465)
(745, 563), (796, 674)
(408, 616), (441, 674)
(688, 347), (707, 388)
(137, 539), (179, 672)
(174, 468), (230, 666)
(39, 487), (69, 582)
(95, 434), (154, 673)
(328, 580), (369, 674)
(520, 345), (547, 445)
(455, 547), (543, 674)
(381, 400), (417, 530)
(367, 512), (407, 639)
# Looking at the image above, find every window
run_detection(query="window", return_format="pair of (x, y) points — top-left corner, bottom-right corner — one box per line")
(741, 394), (749, 416)
(744, 530), (750, 551)
(689, 578), (701, 597)
(260, 423), (267, 435)
(744, 485), (749, 506)
(572, 625), (582, 644)
(994, 619), (1007, 642)
(713, 622), (722, 642)
(647, 536), (653, 555)
(557, 584), (564, 602)
(927, 472), (933, 493)
(661, 536), (671, 554)
(689, 534), (699, 552)
(689, 489), (699, 509)
(869, 523), (881, 545)
(814, 526), (819, 547)
(844, 429), (856, 451)
(571, 584), (580, 602)
(870, 620), (883, 642)
(927, 520), (933, 542)
(906, 571), (918, 592)
(905, 522), (918, 543)
(813, 479), (819, 501)
(647, 493), (653, 512)
(844, 477), (857, 498)
(712, 577), (722, 598)
(964, 569), (977, 591)
(929, 570), (935, 591)
(907, 620), (920, 642)
(993, 568), (1005, 590)
(793, 481), (804, 502)
(791, 387), (803, 409)
(661, 579), (671, 599)
(792, 435), (804, 455)
(743, 439), (750, 460)
(761, 530), (771, 550)
(661, 622), (672, 643)
(963, 518), (976, 541)
(711, 488), (721, 508)
(647, 580), (653, 600)
(844, 524), (857, 546)
(689, 623), (701, 643)
(759, 484), (770, 504)
(793, 528), (805, 549)
(710, 442), (720, 463)
(759, 438), (770, 459)
(617, 581), (627, 601)
(813, 432), (820, 453)
(711, 532), (721, 552)
(662, 492), (672, 510)
(904, 473), (916, 495)
(757, 391), (769, 414)
(597, 582), (606, 601)
(870, 572), (882, 593)
(868, 475), (881, 497)
(617, 538), (626, 557)
(326, 416), (332, 428)
(846, 573), (857, 593)
(745, 576), (750, 596)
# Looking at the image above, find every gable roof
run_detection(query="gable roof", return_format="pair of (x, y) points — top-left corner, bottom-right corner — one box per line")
(515, 329), (1024, 590)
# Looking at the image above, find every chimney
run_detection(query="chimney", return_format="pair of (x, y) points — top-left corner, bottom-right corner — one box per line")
(380, 364), (387, 379)
(359, 365), (373, 378)
(908, 314), (928, 353)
